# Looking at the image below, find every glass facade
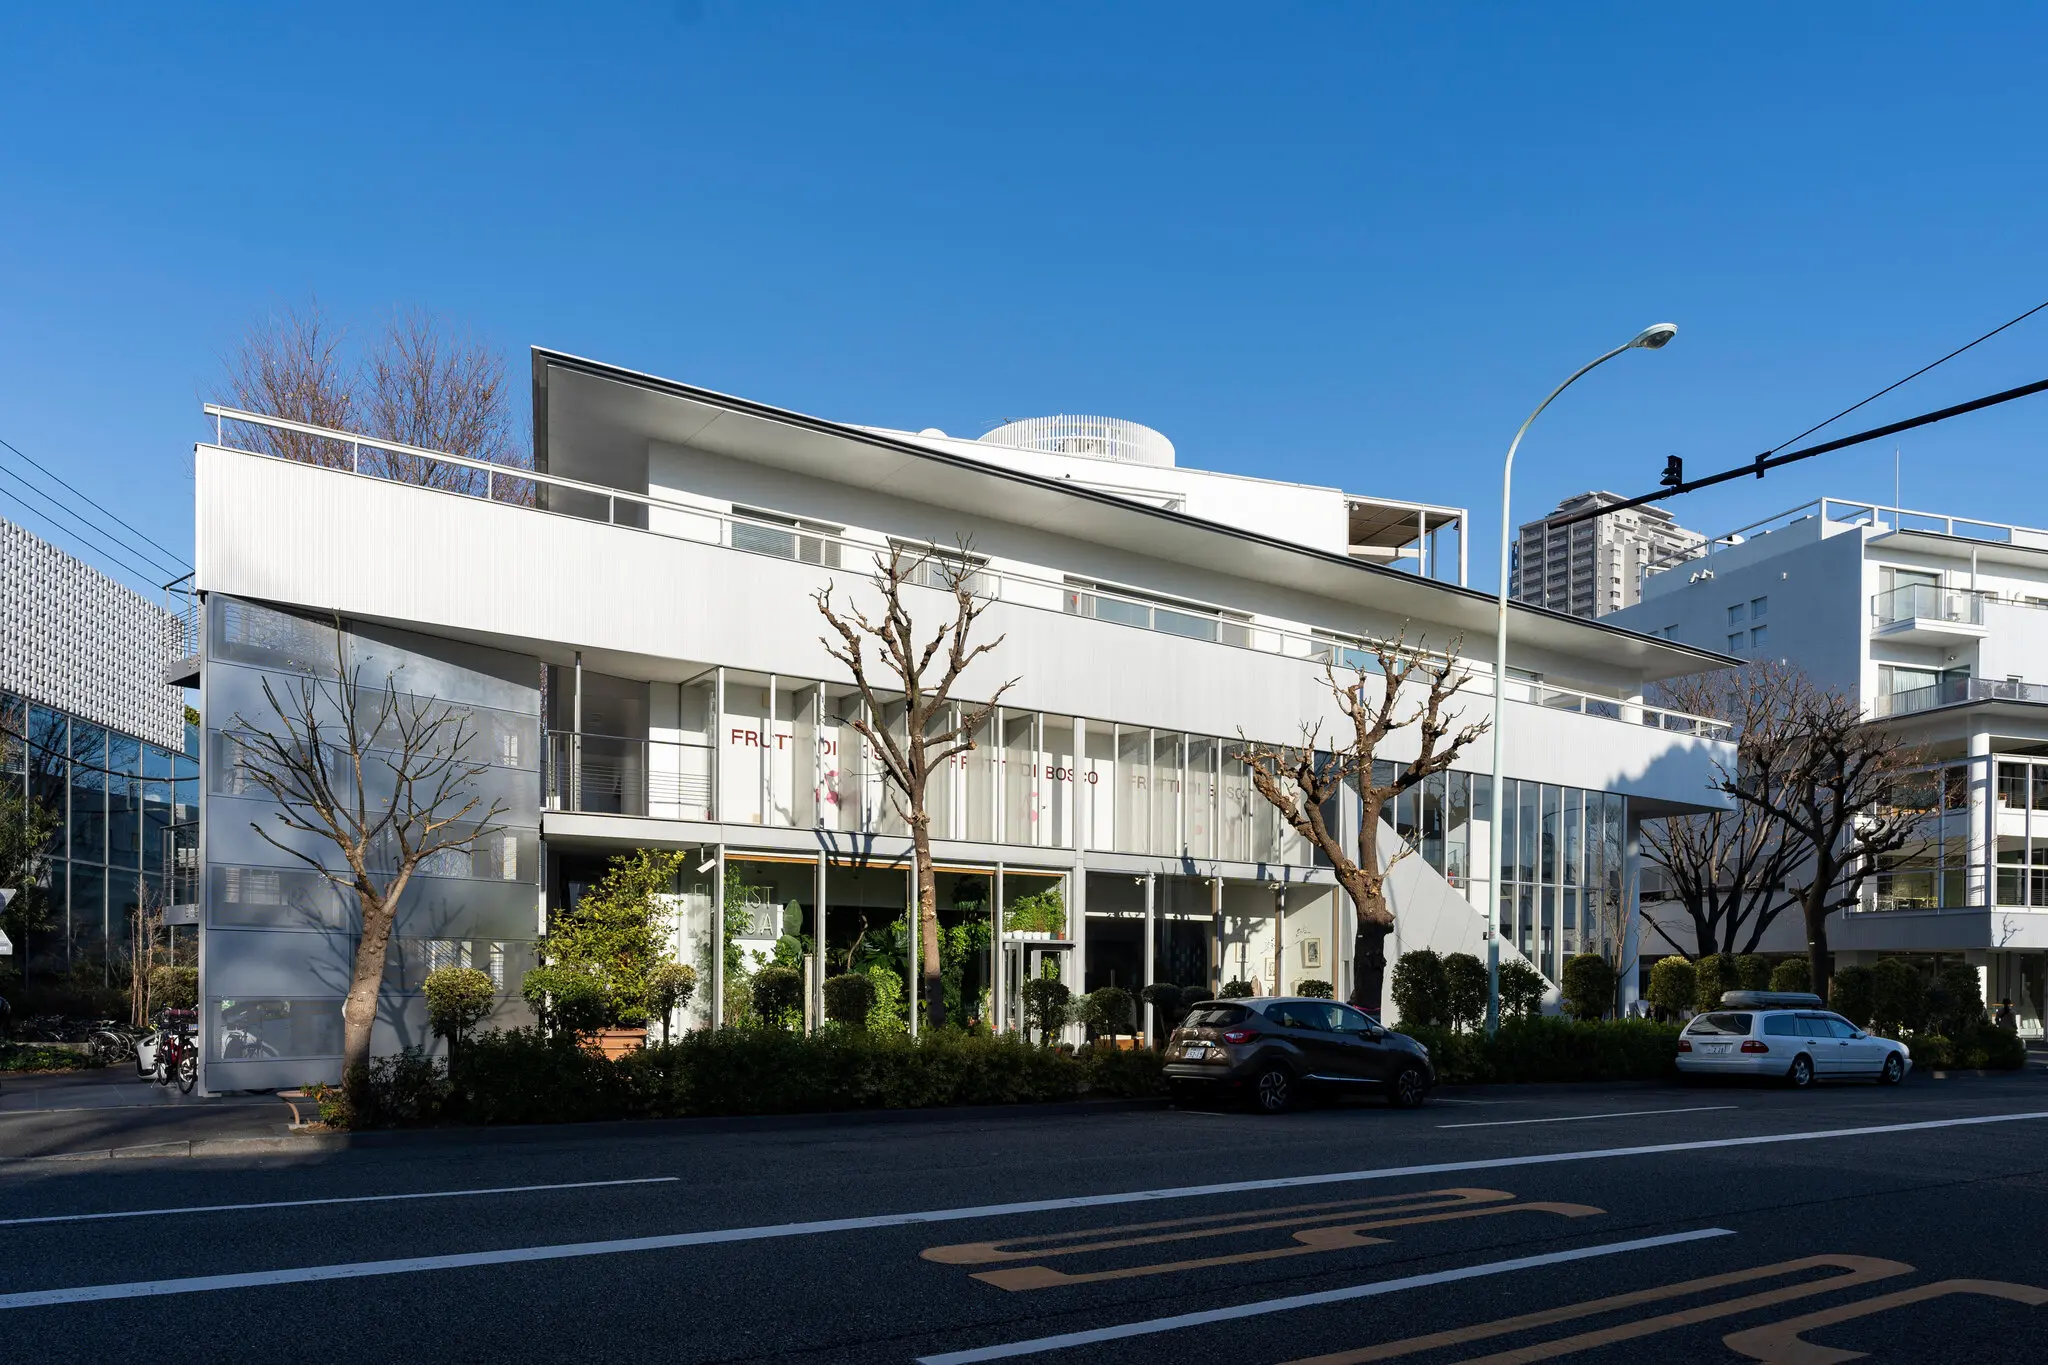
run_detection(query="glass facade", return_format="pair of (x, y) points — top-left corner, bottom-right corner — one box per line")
(1494, 777), (1625, 982)
(0, 689), (197, 984)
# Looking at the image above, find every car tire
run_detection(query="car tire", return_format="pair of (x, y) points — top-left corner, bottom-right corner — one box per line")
(1787, 1053), (1816, 1089)
(1879, 1053), (1904, 1086)
(1389, 1065), (1428, 1109)
(1251, 1065), (1293, 1114)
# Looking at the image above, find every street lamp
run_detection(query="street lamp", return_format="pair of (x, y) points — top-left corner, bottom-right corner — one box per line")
(1486, 323), (1677, 1037)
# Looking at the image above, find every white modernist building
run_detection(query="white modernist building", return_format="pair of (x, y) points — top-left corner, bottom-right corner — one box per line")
(184, 350), (1736, 1090)
(1512, 492), (1706, 620)
(1613, 497), (2048, 1034)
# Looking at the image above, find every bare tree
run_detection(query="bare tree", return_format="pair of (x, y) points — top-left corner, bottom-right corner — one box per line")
(227, 622), (507, 1087)
(1719, 675), (1927, 998)
(222, 299), (357, 468)
(816, 544), (1014, 1030)
(1641, 663), (1808, 959)
(1237, 636), (1488, 1012)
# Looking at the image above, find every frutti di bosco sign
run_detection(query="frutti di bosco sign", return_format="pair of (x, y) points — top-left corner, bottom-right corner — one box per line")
(728, 727), (1098, 782)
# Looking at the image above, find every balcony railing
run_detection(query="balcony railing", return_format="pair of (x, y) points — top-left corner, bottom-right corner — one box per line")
(201, 404), (1731, 741)
(544, 731), (715, 820)
(1871, 583), (1988, 628)
(1643, 496), (2047, 583)
(1873, 676), (2048, 718)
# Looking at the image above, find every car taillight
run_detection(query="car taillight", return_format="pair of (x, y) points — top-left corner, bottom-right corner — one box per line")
(1677, 1038), (1692, 1052)
(1221, 1028), (1256, 1045)
(1741, 1040), (1770, 1053)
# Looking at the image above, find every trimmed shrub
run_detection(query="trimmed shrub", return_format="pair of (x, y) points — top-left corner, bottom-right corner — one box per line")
(1560, 954), (1616, 1021)
(1078, 987), (1134, 1038)
(751, 966), (804, 1029)
(1734, 955), (1774, 991)
(1693, 954), (1739, 1013)
(1021, 978), (1072, 1042)
(864, 964), (906, 1035)
(1498, 959), (1547, 1021)
(1142, 983), (1187, 1031)
(1402, 1017), (1682, 1085)
(1829, 965), (1876, 1027)
(646, 962), (698, 1045)
(1178, 983), (1217, 1011)
(1926, 962), (1985, 1038)
(1646, 957), (1696, 1017)
(424, 968), (497, 1051)
(1868, 957), (1927, 1034)
(1768, 958), (1811, 993)
(824, 972), (875, 1027)
(1442, 953), (1488, 1032)
(1391, 950), (1448, 1028)
(1219, 979), (1254, 999)
(520, 965), (611, 1037)
(1294, 979), (1334, 1000)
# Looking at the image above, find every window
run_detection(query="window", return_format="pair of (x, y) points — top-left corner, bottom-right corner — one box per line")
(1750, 596), (1768, 619)
(1686, 1012), (1753, 1035)
(889, 541), (991, 596)
(1727, 603), (1746, 625)
(1750, 625), (1770, 648)
(1763, 1015), (1799, 1037)
(731, 507), (843, 567)
(1728, 633), (1746, 652)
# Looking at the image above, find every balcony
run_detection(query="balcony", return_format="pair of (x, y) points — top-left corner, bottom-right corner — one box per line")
(199, 405), (1732, 742)
(1872, 676), (2048, 718)
(1870, 583), (1990, 643)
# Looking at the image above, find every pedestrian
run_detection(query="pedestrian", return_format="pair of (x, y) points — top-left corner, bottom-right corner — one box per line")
(1994, 998), (2016, 1031)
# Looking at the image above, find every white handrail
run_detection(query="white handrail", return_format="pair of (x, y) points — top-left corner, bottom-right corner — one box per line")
(201, 405), (1731, 739)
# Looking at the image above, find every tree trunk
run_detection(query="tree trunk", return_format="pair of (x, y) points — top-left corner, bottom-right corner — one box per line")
(1805, 902), (1831, 1004)
(1351, 914), (1391, 1013)
(913, 818), (945, 1030)
(342, 894), (398, 1096)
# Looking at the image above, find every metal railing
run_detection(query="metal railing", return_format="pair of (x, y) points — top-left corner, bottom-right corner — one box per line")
(1871, 583), (1989, 628)
(1643, 496), (2047, 582)
(1872, 676), (2048, 718)
(201, 405), (1732, 741)
(543, 731), (714, 820)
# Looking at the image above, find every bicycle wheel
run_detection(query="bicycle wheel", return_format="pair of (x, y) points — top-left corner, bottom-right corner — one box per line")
(176, 1052), (198, 1094)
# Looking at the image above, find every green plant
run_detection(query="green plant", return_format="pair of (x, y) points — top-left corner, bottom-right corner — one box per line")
(1002, 886), (1067, 937)
(520, 965), (611, 1038)
(646, 961), (698, 1045)
(1868, 957), (1927, 1034)
(1402, 1017), (1682, 1085)
(1925, 961), (1984, 1038)
(1177, 983), (1215, 1012)
(1734, 955), (1774, 991)
(1768, 957), (1811, 993)
(751, 965), (804, 1029)
(1442, 953), (1488, 1031)
(1391, 949), (1448, 1028)
(1646, 956), (1696, 1017)
(1497, 959), (1547, 1020)
(1078, 986), (1134, 1039)
(1829, 964), (1876, 1027)
(824, 972), (875, 1027)
(322, 1049), (452, 1129)
(1142, 982), (1190, 1033)
(865, 963), (907, 1035)
(1219, 979), (1254, 999)
(1692, 954), (1738, 1013)
(538, 849), (689, 1027)
(1021, 978), (1071, 1044)
(423, 967), (496, 1067)
(1294, 979), (1333, 999)
(146, 964), (199, 1012)
(1559, 953), (1616, 1021)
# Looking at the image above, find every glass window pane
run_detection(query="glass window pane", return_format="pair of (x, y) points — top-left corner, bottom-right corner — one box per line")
(1152, 731), (1182, 855)
(1084, 721), (1116, 851)
(1185, 736), (1215, 859)
(70, 721), (107, 864)
(1515, 779), (1538, 883)
(1003, 710), (1037, 846)
(1117, 727), (1149, 854)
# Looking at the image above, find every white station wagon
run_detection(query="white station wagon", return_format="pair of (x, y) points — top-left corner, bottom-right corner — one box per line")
(1676, 991), (1912, 1089)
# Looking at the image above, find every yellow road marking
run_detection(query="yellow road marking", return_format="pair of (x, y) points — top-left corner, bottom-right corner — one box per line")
(1722, 1278), (2048, 1364)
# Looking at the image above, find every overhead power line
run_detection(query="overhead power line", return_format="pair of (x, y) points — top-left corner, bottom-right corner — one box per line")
(0, 432), (192, 573)
(0, 469), (181, 589)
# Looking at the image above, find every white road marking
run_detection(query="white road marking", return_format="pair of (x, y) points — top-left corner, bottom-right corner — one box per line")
(3, 1108), (2044, 1311)
(0, 1177), (680, 1228)
(1438, 1105), (1738, 1130)
(913, 1228), (1738, 1363)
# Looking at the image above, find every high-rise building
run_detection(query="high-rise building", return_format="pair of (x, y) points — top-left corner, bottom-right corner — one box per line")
(1510, 492), (1705, 618)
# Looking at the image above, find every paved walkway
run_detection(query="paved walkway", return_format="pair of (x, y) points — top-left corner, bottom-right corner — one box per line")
(0, 1068), (295, 1160)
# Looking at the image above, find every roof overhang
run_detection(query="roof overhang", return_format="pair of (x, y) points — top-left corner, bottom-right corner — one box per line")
(532, 348), (1738, 684)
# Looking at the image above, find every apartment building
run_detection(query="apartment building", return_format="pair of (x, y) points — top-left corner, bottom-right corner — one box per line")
(1512, 492), (1706, 619)
(184, 351), (1737, 1090)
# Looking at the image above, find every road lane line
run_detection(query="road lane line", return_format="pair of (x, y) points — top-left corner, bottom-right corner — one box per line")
(4, 1108), (2045, 1311)
(912, 1228), (1738, 1364)
(0, 1177), (680, 1228)
(1437, 1106), (1738, 1130)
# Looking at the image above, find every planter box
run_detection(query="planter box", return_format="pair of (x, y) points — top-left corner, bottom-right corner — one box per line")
(588, 1027), (647, 1059)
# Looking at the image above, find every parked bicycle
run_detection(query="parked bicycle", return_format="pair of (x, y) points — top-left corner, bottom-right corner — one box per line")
(152, 1008), (200, 1094)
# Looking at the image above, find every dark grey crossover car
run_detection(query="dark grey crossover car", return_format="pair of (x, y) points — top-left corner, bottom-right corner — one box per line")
(1162, 996), (1436, 1113)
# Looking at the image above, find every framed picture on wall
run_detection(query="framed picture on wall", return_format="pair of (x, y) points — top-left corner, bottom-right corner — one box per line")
(1302, 938), (1323, 970)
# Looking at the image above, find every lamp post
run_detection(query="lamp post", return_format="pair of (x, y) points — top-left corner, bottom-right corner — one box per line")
(1486, 323), (1677, 1037)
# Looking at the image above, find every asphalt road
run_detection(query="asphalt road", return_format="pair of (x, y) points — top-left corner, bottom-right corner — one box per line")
(4, 1068), (2047, 1363)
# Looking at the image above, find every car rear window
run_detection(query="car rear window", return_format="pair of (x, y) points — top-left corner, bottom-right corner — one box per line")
(1686, 1012), (1754, 1036)
(1182, 1005), (1248, 1028)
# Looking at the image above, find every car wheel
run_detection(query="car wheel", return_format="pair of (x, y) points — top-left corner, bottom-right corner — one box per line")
(1252, 1066), (1293, 1114)
(1879, 1053), (1904, 1086)
(1389, 1065), (1428, 1109)
(1787, 1053), (1816, 1089)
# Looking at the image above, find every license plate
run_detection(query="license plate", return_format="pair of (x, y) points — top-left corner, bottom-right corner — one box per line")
(1184, 1044), (1209, 1059)
(1702, 1043), (1732, 1054)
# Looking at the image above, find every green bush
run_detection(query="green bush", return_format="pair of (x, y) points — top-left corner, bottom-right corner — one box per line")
(1219, 979), (1254, 999)
(646, 961), (698, 1045)
(824, 972), (875, 1027)
(1002, 886), (1067, 937)
(1768, 958), (1811, 993)
(146, 964), (199, 1012)
(1646, 956), (1696, 1017)
(1926, 962), (1985, 1038)
(1442, 953), (1488, 1032)
(752, 965), (804, 1028)
(1021, 978), (1072, 1043)
(1829, 965), (1876, 1027)
(1142, 983), (1188, 1031)
(424, 968), (497, 1052)
(1734, 955), (1774, 991)
(1498, 959), (1547, 1020)
(1868, 957), (1927, 1034)
(1402, 1017), (1681, 1085)
(1391, 950), (1448, 1028)
(1294, 979), (1333, 999)
(1, 1044), (104, 1073)
(865, 964), (907, 1035)
(1077, 986), (1134, 1038)
(536, 849), (690, 1027)
(1178, 983), (1216, 1011)
(1693, 954), (1739, 1013)
(520, 965), (611, 1036)
(1560, 954), (1616, 1021)
(319, 1049), (454, 1128)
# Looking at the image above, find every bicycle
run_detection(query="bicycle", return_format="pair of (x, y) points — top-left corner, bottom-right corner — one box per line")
(152, 1009), (200, 1094)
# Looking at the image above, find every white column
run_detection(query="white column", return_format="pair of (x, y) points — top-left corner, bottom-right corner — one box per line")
(710, 845), (725, 1029)
(1970, 731), (1993, 907)
(812, 849), (827, 1033)
(993, 862), (1007, 1034)
(1142, 872), (1156, 1039)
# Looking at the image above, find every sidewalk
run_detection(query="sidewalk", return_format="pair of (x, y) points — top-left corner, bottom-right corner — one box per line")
(0, 1068), (296, 1161)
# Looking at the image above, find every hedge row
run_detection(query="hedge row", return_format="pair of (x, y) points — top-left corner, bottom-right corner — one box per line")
(0, 1044), (104, 1074)
(324, 1027), (1167, 1129)
(1403, 1017), (1683, 1085)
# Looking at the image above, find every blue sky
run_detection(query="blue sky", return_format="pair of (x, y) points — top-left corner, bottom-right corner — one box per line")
(3, 3), (2045, 597)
